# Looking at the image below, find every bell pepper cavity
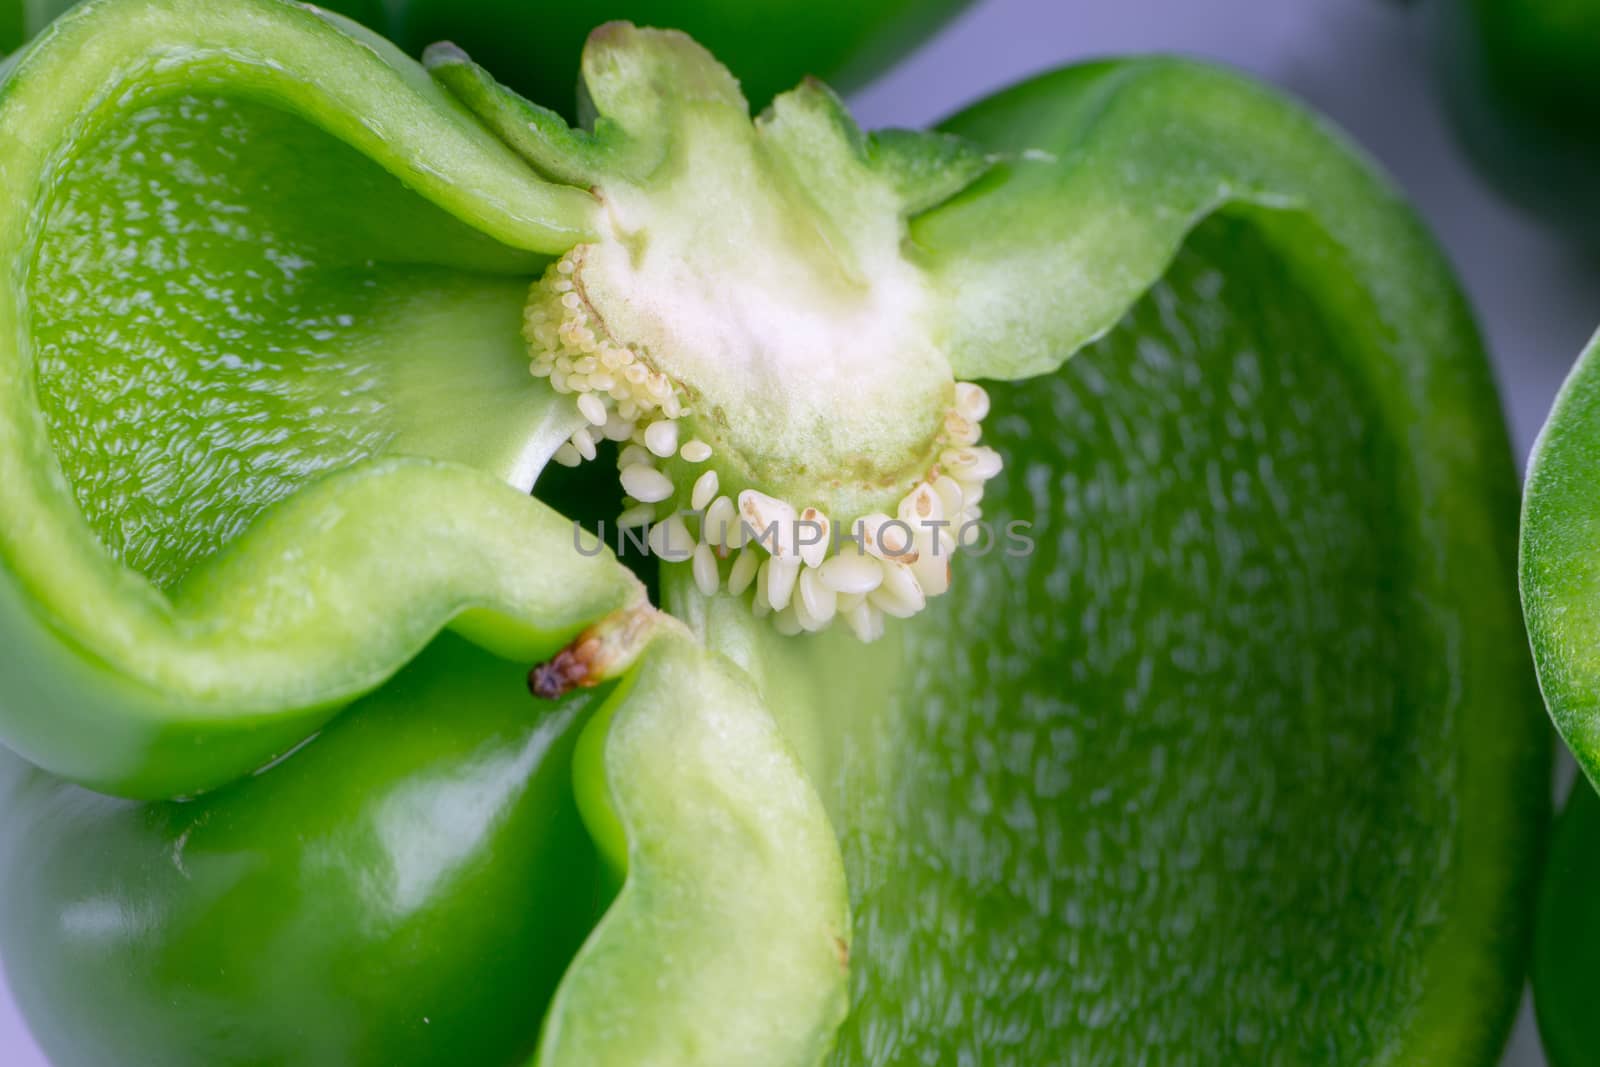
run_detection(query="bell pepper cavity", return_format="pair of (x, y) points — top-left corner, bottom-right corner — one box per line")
(0, 0), (640, 799)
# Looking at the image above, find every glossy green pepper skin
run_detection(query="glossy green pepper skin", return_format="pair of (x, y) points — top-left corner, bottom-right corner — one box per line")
(0, 635), (608, 1067)
(1521, 328), (1600, 1060)
(1533, 783), (1600, 1067)
(1428, 0), (1600, 238)
(0, 1), (1550, 1064)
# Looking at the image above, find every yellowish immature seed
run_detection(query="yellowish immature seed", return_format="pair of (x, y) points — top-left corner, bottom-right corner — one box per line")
(602, 414), (636, 442)
(871, 559), (926, 618)
(955, 382), (991, 422)
(618, 503), (656, 528)
(703, 495), (737, 551)
(620, 464), (674, 504)
(740, 490), (799, 559)
(858, 513), (918, 564)
(943, 411), (980, 446)
(798, 508), (831, 569)
(648, 514), (694, 563)
(796, 568), (837, 632)
(910, 541), (952, 598)
(765, 557), (801, 612)
(728, 547), (760, 595)
(898, 484), (943, 526)
(837, 591), (866, 612)
(691, 470), (720, 512)
(571, 428), (597, 462)
(644, 420), (680, 459)
(818, 552), (882, 595)
(942, 445), (1002, 482)
(844, 600), (885, 642)
(752, 561), (772, 617)
(929, 475), (963, 517)
(692, 543), (720, 597)
(578, 393), (609, 427)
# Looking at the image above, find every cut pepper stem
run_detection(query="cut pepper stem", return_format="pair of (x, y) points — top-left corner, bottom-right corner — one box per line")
(528, 597), (667, 699)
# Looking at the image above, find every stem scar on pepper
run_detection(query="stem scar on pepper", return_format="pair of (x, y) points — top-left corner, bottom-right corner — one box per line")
(430, 25), (1003, 642)
(529, 598), (664, 699)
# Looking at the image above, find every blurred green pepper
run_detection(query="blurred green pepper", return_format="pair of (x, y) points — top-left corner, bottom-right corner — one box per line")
(1520, 327), (1600, 1063)
(1428, 0), (1600, 238)
(1532, 781), (1600, 1067)
(1, 0), (972, 112)
(0, 1), (1549, 1064)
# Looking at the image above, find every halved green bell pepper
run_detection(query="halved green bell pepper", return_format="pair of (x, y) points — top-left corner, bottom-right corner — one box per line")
(0, 0), (1548, 1064)
(1427, 0), (1600, 238)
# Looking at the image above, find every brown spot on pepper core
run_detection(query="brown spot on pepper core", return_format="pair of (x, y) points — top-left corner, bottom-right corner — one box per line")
(528, 601), (662, 700)
(528, 639), (602, 700)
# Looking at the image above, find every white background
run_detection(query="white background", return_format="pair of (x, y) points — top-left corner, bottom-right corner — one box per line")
(3, 0), (1595, 1062)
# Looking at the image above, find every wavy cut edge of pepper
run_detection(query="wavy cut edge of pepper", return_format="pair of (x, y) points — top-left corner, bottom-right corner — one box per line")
(535, 624), (852, 1067)
(0, 0), (646, 799)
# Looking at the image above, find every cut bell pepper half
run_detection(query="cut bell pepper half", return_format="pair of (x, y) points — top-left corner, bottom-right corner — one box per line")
(0, 1), (1550, 1064)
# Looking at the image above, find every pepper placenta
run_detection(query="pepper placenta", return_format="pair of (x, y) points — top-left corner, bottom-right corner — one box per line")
(0, 0), (1548, 1063)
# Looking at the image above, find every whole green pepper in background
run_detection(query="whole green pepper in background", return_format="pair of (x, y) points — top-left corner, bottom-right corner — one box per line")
(1532, 782), (1600, 1067)
(0, 0), (973, 112)
(0, 0), (1549, 1064)
(1520, 328), (1600, 1066)
(1427, 0), (1600, 239)
(1441, 0), (1600, 1053)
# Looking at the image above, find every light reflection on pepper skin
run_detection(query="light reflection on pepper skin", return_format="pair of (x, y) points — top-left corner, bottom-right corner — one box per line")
(0, 633), (607, 1067)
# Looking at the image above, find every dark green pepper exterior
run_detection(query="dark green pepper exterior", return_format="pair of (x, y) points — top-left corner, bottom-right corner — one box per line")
(2, 0), (973, 112)
(1428, 0), (1600, 238)
(0, 635), (607, 1067)
(1534, 782), (1600, 1067)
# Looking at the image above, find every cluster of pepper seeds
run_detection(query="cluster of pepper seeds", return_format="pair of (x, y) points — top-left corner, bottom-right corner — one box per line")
(524, 250), (689, 467)
(523, 249), (1003, 641)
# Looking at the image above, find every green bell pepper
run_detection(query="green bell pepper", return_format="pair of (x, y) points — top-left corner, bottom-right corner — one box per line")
(0, 0), (971, 114)
(0, 0), (1548, 1064)
(1521, 328), (1600, 1063)
(1532, 781), (1600, 1067)
(1427, 0), (1600, 238)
